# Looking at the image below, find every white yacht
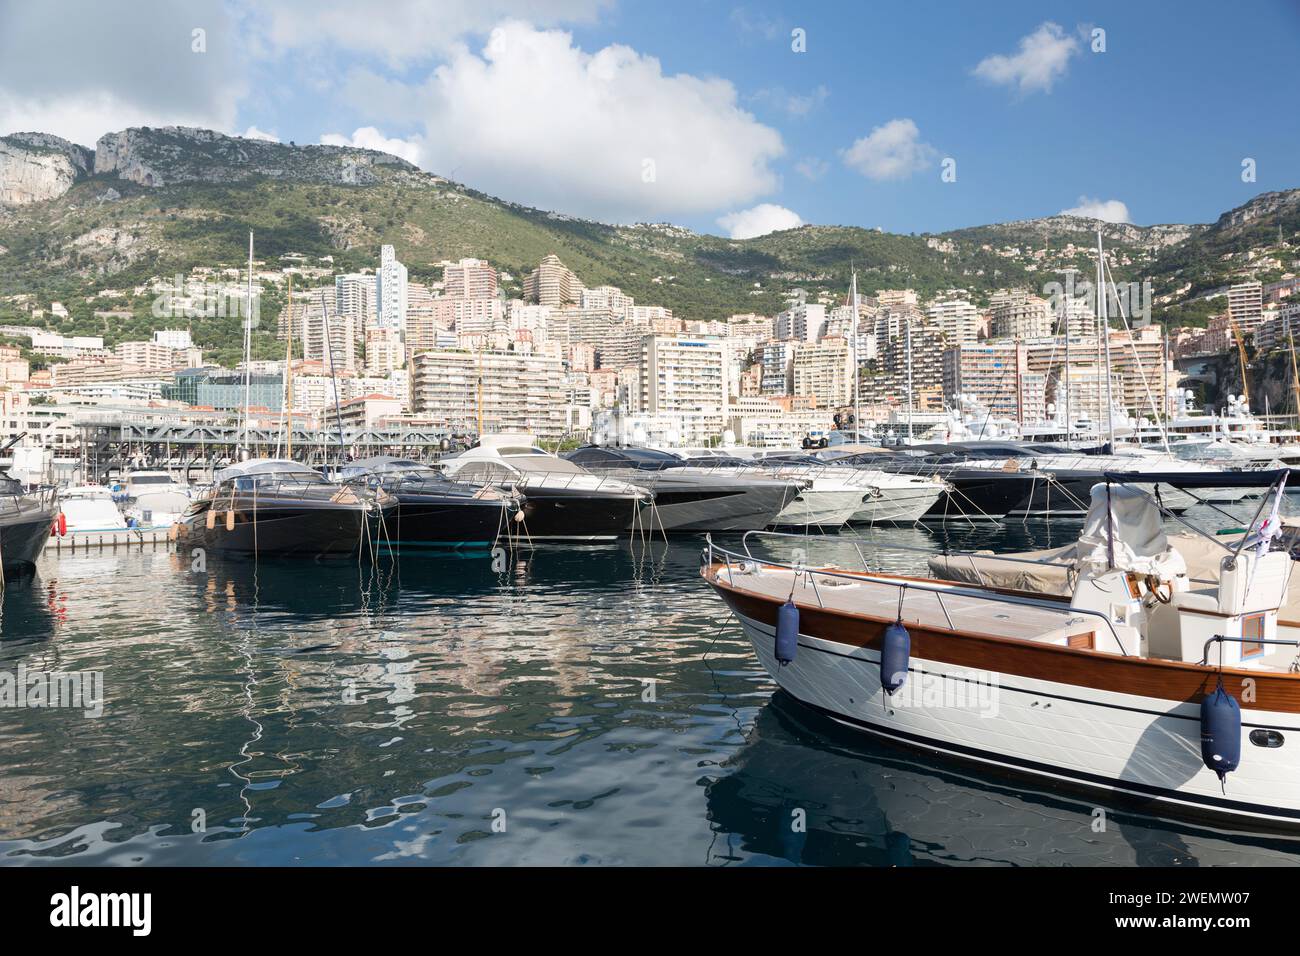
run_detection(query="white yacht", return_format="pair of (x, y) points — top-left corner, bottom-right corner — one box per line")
(121, 470), (192, 528)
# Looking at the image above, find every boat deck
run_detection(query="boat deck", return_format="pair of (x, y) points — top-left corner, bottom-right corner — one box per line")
(712, 562), (1100, 645)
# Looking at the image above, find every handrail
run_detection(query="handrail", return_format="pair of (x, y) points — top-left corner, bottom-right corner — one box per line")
(739, 528), (1075, 571)
(709, 533), (1125, 647)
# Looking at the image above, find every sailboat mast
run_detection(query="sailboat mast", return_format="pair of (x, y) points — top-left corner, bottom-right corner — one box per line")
(283, 274), (293, 459)
(1097, 229), (1115, 449)
(241, 231), (254, 458)
(850, 268), (861, 438)
(905, 314), (914, 444)
(1060, 270), (1072, 443)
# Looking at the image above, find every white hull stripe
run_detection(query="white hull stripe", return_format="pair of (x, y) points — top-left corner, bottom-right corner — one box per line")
(794, 637), (1300, 732)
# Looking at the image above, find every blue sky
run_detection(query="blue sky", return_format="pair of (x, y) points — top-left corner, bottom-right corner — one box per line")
(2, 0), (1296, 235)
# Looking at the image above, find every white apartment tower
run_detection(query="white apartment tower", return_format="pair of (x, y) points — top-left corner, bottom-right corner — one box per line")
(377, 244), (408, 331)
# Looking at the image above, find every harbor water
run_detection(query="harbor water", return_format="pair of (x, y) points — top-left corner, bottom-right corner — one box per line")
(3, 504), (1300, 866)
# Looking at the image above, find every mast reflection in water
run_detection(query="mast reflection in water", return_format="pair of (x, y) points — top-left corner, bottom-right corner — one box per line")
(1, 511), (1299, 866)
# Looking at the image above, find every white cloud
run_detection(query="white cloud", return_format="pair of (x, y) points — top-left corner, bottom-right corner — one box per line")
(840, 118), (937, 181)
(751, 85), (829, 118)
(717, 204), (803, 239)
(320, 127), (424, 164)
(794, 157), (829, 181)
(403, 22), (784, 221)
(252, 0), (612, 64)
(973, 22), (1079, 95)
(1060, 196), (1131, 223)
(730, 7), (784, 40)
(242, 126), (280, 143)
(0, 0), (243, 146)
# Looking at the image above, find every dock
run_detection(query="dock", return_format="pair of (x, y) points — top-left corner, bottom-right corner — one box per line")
(48, 528), (176, 552)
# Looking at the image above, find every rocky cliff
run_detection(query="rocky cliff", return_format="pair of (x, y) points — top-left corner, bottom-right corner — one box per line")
(93, 126), (419, 189)
(0, 133), (93, 205)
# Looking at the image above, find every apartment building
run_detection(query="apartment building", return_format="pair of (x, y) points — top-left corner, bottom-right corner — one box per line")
(638, 335), (728, 415)
(524, 254), (584, 307)
(442, 258), (498, 299)
(792, 337), (853, 409)
(410, 348), (567, 437)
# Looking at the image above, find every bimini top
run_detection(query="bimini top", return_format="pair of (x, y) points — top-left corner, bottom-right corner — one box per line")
(214, 459), (320, 483)
(1076, 483), (1185, 579)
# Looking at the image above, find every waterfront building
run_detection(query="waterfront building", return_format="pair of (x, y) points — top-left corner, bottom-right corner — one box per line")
(775, 302), (826, 342)
(410, 348), (567, 437)
(792, 337), (853, 409)
(637, 335), (728, 416)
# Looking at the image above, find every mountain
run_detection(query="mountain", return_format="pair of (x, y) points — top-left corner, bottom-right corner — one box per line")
(0, 126), (1295, 356)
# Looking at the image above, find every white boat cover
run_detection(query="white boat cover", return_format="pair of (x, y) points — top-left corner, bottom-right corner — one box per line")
(214, 459), (318, 482)
(1075, 483), (1186, 580)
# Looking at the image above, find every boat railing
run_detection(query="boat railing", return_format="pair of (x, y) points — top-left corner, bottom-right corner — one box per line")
(0, 486), (58, 517)
(708, 530), (1124, 647)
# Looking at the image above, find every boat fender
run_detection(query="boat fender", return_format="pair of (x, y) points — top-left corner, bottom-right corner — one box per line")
(881, 621), (911, 694)
(57, 512), (67, 537)
(775, 598), (799, 665)
(226, 509), (236, 532)
(1201, 679), (1241, 786)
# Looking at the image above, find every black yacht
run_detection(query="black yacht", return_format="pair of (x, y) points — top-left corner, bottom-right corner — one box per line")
(0, 468), (57, 577)
(438, 434), (650, 541)
(177, 459), (394, 556)
(340, 456), (519, 548)
(563, 446), (799, 532)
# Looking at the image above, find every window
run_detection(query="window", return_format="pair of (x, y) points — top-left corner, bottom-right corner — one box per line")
(1241, 613), (1265, 659)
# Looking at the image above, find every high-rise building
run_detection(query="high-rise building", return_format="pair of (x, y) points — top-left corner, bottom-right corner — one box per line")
(364, 326), (405, 376)
(775, 303), (826, 342)
(524, 254), (584, 307)
(581, 285), (634, 316)
(637, 335), (728, 415)
(989, 291), (1052, 340)
(377, 244), (408, 331)
(926, 298), (979, 346)
(1228, 281), (1264, 333)
(410, 349), (567, 437)
(792, 337), (853, 409)
(335, 273), (376, 325)
(443, 258), (498, 299)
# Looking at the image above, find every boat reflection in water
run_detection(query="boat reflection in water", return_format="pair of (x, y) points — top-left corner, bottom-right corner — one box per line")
(706, 692), (1300, 867)
(176, 459), (394, 557)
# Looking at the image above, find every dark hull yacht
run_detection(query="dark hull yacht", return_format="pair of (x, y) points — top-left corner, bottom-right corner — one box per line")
(341, 457), (518, 548)
(177, 459), (392, 556)
(439, 435), (650, 542)
(564, 446), (798, 532)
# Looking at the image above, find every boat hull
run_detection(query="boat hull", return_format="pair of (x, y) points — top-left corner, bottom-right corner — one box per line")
(1, 507), (56, 575)
(178, 501), (378, 556)
(917, 469), (1040, 523)
(385, 494), (510, 547)
(642, 481), (795, 533)
(713, 576), (1300, 828)
(849, 485), (945, 525)
(515, 489), (645, 541)
(771, 489), (863, 529)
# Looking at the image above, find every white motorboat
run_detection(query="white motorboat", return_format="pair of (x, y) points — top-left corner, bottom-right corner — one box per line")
(703, 474), (1300, 828)
(59, 484), (129, 532)
(121, 470), (192, 528)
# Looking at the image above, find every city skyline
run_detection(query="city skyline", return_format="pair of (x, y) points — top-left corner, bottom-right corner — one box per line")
(1, 1), (1296, 237)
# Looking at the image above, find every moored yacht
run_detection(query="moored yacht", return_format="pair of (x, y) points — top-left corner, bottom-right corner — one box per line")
(0, 468), (57, 576)
(703, 474), (1300, 828)
(121, 469), (192, 528)
(439, 434), (650, 541)
(176, 459), (393, 556)
(563, 445), (800, 532)
(340, 456), (518, 548)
